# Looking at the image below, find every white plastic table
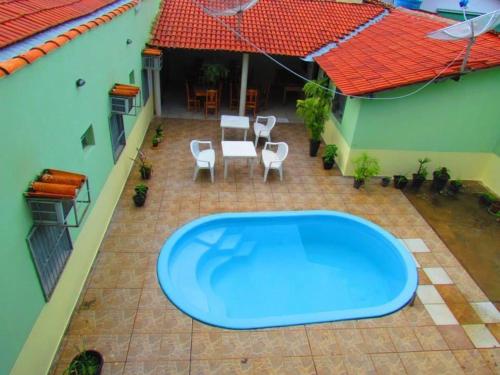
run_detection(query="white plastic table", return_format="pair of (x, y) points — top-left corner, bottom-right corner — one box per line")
(221, 141), (257, 179)
(220, 115), (250, 141)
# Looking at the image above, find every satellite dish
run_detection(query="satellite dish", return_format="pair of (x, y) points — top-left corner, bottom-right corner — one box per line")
(195, 0), (259, 16)
(427, 9), (500, 72)
(194, 0), (259, 34)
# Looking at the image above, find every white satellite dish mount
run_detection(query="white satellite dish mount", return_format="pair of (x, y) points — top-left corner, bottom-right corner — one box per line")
(195, 0), (259, 33)
(427, 9), (500, 73)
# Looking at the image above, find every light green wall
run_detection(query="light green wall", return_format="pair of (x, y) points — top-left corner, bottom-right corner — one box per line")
(352, 68), (500, 152)
(0, 0), (160, 373)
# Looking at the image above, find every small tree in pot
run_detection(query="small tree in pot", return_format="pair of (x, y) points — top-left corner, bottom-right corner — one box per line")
(131, 149), (152, 180)
(412, 157), (430, 190)
(431, 167), (450, 192)
(393, 175), (409, 189)
(322, 144), (338, 169)
(353, 153), (380, 189)
(296, 78), (333, 157)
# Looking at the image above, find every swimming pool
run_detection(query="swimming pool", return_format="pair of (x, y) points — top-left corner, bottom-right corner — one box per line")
(157, 210), (418, 329)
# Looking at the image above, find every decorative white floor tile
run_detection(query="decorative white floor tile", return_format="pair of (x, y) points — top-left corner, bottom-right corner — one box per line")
(470, 302), (500, 323)
(423, 267), (453, 285)
(417, 285), (444, 304)
(424, 304), (459, 325)
(402, 239), (430, 253)
(463, 324), (500, 348)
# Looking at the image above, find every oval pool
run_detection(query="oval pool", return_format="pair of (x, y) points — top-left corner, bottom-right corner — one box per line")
(157, 210), (417, 329)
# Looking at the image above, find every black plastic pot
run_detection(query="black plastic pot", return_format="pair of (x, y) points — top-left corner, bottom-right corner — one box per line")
(431, 171), (450, 191)
(393, 175), (408, 190)
(68, 350), (103, 375)
(381, 177), (391, 187)
(489, 202), (500, 215)
(479, 194), (495, 206)
(448, 182), (462, 195)
(133, 194), (146, 207)
(322, 157), (334, 170)
(412, 173), (425, 190)
(309, 140), (321, 157)
(140, 167), (152, 180)
(353, 179), (364, 189)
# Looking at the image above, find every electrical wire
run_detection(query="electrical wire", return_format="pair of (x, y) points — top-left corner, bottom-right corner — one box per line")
(192, 0), (470, 100)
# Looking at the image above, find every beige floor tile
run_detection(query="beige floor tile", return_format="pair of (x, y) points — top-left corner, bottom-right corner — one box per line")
(360, 328), (395, 353)
(313, 355), (348, 375)
(438, 325), (475, 350)
(370, 353), (407, 375)
(123, 360), (190, 375)
(424, 304), (459, 325)
(127, 333), (191, 361)
(453, 350), (494, 375)
(388, 327), (423, 352)
(463, 325), (500, 349)
(413, 326), (448, 350)
(471, 303), (500, 324)
(423, 267), (453, 284)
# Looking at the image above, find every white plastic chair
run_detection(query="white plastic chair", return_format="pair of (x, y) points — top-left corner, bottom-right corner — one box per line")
(190, 140), (215, 183)
(261, 142), (288, 182)
(254, 116), (277, 147)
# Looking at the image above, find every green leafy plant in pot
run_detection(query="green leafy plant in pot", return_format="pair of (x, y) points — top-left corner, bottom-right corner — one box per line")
(353, 153), (380, 189)
(152, 136), (159, 148)
(296, 78), (333, 157)
(132, 149), (152, 180)
(393, 175), (409, 189)
(431, 167), (450, 192)
(322, 144), (338, 169)
(412, 157), (430, 190)
(201, 63), (228, 87)
(63, 349), (103, 375)
(479, 192), (497, 206)
(133, 184), (149, 207)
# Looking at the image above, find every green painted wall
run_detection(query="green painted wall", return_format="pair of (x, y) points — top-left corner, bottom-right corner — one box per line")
(0, 1), (159, 373)
(352, 68), (500, 152)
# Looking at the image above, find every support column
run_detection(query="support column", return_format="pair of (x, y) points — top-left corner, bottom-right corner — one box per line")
(238, 53), (249, 116)
(153, 69), (162, 117)
(147, 70), (153, 100)
(306, 62), (314, 80)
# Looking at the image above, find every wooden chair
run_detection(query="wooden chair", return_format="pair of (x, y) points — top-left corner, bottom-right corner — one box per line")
(205, 89), (218, 118)
(229, 82), (239, 111)
(185, 81), (200, 111)
(245, 89), (258, 118)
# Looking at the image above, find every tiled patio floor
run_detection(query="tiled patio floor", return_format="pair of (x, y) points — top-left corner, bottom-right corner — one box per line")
(52, 119), (499, 374)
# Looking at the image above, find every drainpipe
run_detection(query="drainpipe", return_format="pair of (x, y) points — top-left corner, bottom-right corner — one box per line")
(238, 53), (249, 116)
(153, 69), (162, 117)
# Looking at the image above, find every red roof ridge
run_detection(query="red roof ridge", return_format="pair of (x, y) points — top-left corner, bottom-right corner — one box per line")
(0, 0), (138, 79)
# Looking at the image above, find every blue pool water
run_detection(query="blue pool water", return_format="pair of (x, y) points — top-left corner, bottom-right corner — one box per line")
(157, 211), (418, 329)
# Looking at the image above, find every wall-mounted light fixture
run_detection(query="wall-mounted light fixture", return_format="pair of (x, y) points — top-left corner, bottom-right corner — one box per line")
(126, 38), (133, 45)
(76, 78), (86, 87)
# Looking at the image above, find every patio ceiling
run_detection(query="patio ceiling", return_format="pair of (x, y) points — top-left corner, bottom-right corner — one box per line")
(149, 0), (387, 57)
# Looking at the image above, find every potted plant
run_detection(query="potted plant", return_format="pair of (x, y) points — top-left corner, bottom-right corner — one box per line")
(432, 167), (450, 191)
(412, 157), (430, 190)
(489, 201), (500, 215)
(133, 184), (148, 207)
(296, 78), (333, 157)
(63, 349), (103, 375)
(322, 144), (338, 169)
(479, 192), (497, 206)
(201, 63), (228, 87)
(155, 124), (164, 139)
(448, 179), (463, 195)
(393, 175), (409, 189)
(152, 136), (159, 148)
(352, 153), (380, 189)
(132, 149), (152, 180)
(381, 177), (391, 187)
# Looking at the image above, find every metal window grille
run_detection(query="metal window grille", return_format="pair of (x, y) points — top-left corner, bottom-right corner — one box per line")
(142, 54), (162, 71)
(110, 114), (126, 163)
(26, 225), (73, 301)
(141, 69), (150, 104)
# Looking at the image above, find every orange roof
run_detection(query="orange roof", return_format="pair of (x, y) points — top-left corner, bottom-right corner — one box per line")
(150, 0), (387, 57)
(109, 83), (140, 96)
(0, 0), (138, 78)
(0, 0), (122, 49)
(315, 9), (500, 96)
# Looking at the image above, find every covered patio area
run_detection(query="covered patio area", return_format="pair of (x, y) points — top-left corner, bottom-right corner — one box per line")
(50, 118), (499, 374)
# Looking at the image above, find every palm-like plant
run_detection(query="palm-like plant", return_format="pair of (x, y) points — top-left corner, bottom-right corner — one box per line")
(296, 78), (333, 156)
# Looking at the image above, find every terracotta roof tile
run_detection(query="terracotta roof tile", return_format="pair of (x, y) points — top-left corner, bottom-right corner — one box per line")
(0, 0), (122, 48)
(0, 0), (138, 78)
(150, 0), (386, 57)
(315, 9), (500, 95)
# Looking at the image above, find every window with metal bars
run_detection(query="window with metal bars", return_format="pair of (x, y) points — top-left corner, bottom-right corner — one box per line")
(109, 113), (126, 163)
